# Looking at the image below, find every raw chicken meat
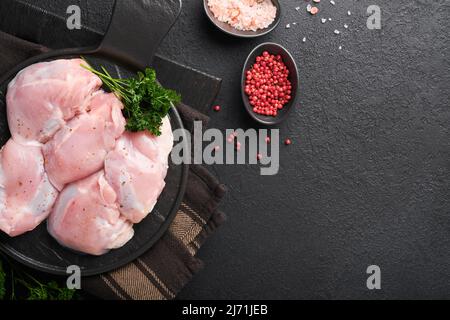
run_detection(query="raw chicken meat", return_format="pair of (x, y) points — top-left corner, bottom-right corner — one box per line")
(43, 92), (126, 190)
(0, 139), (58, 236)
(47, 171), (134, 256)
(120, 116), (173, 164)
(6, 59), (101, 145)
(3, 58), (174, 255)
(104, 117), (173, 223)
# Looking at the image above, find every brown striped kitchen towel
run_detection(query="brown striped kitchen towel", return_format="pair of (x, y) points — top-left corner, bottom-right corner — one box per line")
(0, 30), (227, 300)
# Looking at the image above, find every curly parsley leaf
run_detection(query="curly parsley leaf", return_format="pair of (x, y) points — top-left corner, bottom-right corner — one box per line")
(82, 62), (180, 136)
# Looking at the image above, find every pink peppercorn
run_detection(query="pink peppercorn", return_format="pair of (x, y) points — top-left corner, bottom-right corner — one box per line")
(245, 52), (293, 117)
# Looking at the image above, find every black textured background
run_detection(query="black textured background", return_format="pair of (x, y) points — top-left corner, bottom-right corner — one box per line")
(3, 0), (450, 299)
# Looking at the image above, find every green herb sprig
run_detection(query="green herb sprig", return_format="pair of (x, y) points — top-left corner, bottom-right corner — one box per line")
(15, 277), (75, 300)
(82, 62), (180, 136)
(0, 253), (76, 300)
(0, 260), (6, 300)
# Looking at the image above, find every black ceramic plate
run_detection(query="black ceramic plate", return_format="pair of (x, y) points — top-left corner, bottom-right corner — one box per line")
(204, 0), (281, 38)
(0, 0), (186, 276)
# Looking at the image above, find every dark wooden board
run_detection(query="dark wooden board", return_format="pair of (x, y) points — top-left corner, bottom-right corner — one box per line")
(0, 0), (222, 113)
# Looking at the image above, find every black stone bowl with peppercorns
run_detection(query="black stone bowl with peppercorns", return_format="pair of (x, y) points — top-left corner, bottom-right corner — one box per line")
(241, 42), (299, 125)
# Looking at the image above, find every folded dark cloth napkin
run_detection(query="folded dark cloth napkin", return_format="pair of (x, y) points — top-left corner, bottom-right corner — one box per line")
(0, 31), (226, 300)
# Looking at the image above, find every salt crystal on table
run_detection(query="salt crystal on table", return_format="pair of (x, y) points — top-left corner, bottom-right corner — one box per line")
(306, 4), (312, 12)
(334, 29), (340, 34)
(302, 37), (306, 43)
(321, 18), (327, 24)
(348, 11), (351, 16)
(344, 24), (348, 29)
(286, 24), (291, 29)
(330, 0), (335, 5)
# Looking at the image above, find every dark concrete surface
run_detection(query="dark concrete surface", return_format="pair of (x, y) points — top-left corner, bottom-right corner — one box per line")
(7, 0), (450, 299)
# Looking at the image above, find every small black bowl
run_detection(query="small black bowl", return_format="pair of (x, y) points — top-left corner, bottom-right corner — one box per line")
(204, 0), (281, 38)
(241, 42), (299, 125)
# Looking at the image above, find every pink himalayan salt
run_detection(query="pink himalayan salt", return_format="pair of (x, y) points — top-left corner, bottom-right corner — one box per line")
(208, 0), (277, 32)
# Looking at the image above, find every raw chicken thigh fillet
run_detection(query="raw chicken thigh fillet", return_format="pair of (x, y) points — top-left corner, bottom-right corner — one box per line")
(0, 139), (58, 236)
(1, 59), (174, 255)
(48, 171), (134, 256)
(7, 59), (102, 145)
(105, 117), (173, 224)
(44, 92), (126, 190)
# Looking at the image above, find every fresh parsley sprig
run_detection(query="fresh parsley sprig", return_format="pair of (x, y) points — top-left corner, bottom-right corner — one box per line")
(82, 62), (181, 136)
